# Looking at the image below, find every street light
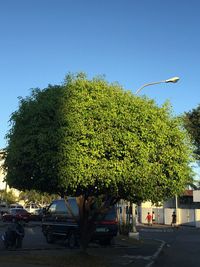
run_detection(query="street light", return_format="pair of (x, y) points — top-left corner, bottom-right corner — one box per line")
(129, 76), (180, 239)
(135, 76), (180, 95)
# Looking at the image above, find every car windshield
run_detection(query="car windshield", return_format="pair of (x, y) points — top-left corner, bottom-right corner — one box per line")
(96, 207), (116, 221)
(12, 209), (28, 214)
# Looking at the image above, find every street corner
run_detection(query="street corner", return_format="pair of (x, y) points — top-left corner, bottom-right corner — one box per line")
(118, 238), (166, 267)
(88, 235), (166, 267)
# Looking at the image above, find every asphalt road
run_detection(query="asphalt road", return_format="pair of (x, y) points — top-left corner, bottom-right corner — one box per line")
(2, 222), (200, 267)
(139, 226), (200, 267)
(0, 222), (161, 267)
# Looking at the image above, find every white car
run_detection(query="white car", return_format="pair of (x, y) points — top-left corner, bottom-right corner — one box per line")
(25, 203), (40, 214)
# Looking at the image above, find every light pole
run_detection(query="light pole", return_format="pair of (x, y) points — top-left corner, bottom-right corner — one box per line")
(129, 76), (180, 239)
(135, 76), (180, 95)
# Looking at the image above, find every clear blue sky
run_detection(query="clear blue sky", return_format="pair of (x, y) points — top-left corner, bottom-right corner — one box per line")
(1, 0), (200, 149)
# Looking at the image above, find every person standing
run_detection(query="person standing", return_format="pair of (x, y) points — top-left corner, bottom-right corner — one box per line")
(152, 211), (156, 224)
(146, 212), (152, 226)
(171, 211), (176, 227)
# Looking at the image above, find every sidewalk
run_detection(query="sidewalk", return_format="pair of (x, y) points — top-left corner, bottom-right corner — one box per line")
(137, 223), (174, 233)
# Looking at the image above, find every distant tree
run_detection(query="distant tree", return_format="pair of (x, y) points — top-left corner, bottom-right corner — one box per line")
(0, 189), (17, 204)
(4, 73), (193, 250)
(184, 104), (200, 157)
(19, 190), (58, 205)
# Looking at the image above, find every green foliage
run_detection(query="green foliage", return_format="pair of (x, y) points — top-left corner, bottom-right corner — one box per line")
(183, 105), (200, 157)
(119, 222), (132, 236)
(4, 73), (193, 203)
(19, 190), (58, 205)
(0, 190), (17, 204)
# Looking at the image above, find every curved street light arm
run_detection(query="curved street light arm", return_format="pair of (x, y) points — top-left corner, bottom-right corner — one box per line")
(135, 80), (165, 95)
(135, 76), (180, 95)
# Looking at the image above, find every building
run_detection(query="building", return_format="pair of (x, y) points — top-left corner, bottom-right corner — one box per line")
(138, 190), (200, 227)
(0, 150), (20, 198)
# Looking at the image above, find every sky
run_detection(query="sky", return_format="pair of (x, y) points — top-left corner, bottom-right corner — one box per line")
(1, 0), (200, 149)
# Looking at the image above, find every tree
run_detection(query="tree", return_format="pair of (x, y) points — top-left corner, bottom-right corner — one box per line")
(4, 73), (193, 250)
(19, 190), (58, 205)
(184, 104), (200, 157)
(0, 189), (17, 204)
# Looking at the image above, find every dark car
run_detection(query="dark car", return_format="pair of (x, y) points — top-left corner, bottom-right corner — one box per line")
(2, 208), (30, 223)
(0, 203), (9, 215)
(42, 198), (118, 247)
(29, 208), (44, 221)
(9, 203), (23, 209)
(93, 208), (118, 245)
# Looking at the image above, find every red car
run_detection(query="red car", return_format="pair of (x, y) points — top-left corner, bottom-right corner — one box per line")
(2, 208), (30, 223)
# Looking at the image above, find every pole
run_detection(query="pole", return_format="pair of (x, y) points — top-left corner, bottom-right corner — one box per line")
(175, 195), (178, 225)
(129, 76), (180, 238)
(129, 202), (139, 239)
(135, 80), (166, 95)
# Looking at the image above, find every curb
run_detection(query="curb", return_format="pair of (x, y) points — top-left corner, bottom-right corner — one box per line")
(145, 239), (166, 267)
(139, 228), (173, 233)
(121, 238), (166, 266)
(0, 222), (42, 229)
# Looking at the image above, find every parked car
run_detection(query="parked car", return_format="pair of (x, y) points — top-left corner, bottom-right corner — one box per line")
(25, 203), (41, 214)
(29, 208), (44, 221)
(0, 203), (9, 215)
(93, 207), (118, 245)
(9, 203), (23, 209)
(42, 198), (118, 247)
(2, 208), (30, 223)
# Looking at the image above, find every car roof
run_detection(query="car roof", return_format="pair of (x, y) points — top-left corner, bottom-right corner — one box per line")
(10, 204), (23, 207)
(10, 208), (26, 211)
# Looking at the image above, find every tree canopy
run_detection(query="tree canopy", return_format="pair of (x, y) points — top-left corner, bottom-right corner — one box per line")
(4, 73), (193, 203)
(184, 104), (200, 158)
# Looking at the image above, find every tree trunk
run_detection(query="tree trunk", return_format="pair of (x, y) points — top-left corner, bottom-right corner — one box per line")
(76, 195), (95, 252)
(76, 195), (116, 252)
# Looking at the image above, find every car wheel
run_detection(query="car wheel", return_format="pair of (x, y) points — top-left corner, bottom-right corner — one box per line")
(3, 240), (9, 249)
(99, 238), (112, 246)
(46, 232), (54, 244)
(68, 231), (77, 248)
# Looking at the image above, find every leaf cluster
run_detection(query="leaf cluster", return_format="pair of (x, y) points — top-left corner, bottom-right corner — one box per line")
(183, 105), (200, 158)
(4, 74), (193, 203)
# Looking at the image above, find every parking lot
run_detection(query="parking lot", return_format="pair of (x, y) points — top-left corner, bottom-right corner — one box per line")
(0, 221), (163, 267)
(0, 222), (68, 250)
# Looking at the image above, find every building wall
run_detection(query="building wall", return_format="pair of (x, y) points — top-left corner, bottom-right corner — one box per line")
(0, 151), (20, 198)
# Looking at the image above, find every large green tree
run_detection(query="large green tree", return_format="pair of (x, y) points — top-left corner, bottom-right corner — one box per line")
(4, 73), (193, 249)
(184, 104), (200, 157)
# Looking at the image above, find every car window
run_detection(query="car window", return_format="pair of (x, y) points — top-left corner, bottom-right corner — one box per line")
(96, 207), (117, 221)
(46, 199), (79, 216)
(10, 209), (16, 215)
(55, 200), (68, 214)
(67, 198), (79, 216)
(48, 203), (57, 214)
(11, 204), (23, 209)
(104, 209), (116, 220)
(16, 209), (28, 214)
